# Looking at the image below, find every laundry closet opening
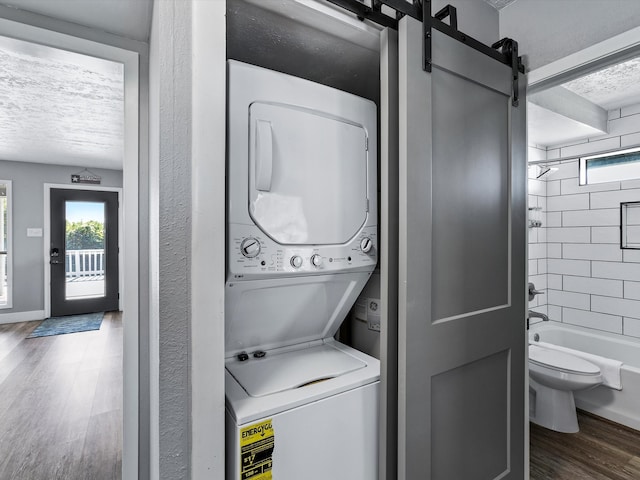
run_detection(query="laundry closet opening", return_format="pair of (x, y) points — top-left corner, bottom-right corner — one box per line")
(225, 1), (387, 479)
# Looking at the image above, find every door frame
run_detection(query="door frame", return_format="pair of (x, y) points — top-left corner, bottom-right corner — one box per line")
(0, 17), (140, 480)
(44, 184), (123, 318)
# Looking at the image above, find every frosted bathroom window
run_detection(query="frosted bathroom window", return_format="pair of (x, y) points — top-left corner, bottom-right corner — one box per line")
(0, 181), (11, 308)
(580, 147), (640, 185)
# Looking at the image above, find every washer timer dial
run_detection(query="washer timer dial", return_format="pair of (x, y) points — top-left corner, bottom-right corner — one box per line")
(240, 238), (261, 258)
(311, 254), (323, 267)
(360, 237), (373, 253)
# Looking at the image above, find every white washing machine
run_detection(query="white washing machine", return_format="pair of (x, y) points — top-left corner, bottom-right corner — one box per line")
(225, 60), (379, 480)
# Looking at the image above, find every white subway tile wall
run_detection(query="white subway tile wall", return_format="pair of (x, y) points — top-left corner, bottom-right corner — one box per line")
(527, 150), (547, 322)
(591, 226), (619, 244)
(624, 317), (640, 338)
(563, 307), (623, 334)
(527, 104), (640, 338)
(624, 281), (640, 300)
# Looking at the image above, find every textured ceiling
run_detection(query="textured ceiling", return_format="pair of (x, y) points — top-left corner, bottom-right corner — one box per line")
(482, 0), (520, 10)
(0, 0), (152, 42)
(0, 35), (124, 169)
(562, 57), (640, 110)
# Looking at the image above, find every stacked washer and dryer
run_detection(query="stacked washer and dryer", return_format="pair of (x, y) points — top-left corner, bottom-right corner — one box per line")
(225, 60), (379, 479)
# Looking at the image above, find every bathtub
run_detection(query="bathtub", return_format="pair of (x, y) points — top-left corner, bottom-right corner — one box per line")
(529, 322), (640, 431)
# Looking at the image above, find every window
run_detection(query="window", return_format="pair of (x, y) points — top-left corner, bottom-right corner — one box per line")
(0, 181), (11, 308)
(579, 147), (640, 185)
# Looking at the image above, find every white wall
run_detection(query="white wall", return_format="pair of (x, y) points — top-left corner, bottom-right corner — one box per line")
(149, 1), (226, 478)
(527, 145), (548, 322)
(149, 1), (191, 478)
(500, 0), (640, 70)
(527, 102), (640, 339)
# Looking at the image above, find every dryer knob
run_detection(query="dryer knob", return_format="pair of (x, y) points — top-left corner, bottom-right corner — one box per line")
(240, 238), (261, 258)
(311, 254), (323, 267)
(290, 255), (303, 268)
(360, 237), (373, 253)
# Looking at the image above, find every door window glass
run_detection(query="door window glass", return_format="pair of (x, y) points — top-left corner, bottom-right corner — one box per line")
(0, 181), (11, 308)
(65, 201), (106, 300)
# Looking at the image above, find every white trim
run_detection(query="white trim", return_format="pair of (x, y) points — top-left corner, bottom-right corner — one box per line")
(0, 18), (140, 480)
(528, 25), (640, 87)
(191, 1), (226, 478)
(0, 309), (45, 324)
(43, 183), (124, 318)
(0, 179), (12, 310)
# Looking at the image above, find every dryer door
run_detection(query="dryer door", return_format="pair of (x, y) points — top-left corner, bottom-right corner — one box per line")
(249, 102), (369, 245)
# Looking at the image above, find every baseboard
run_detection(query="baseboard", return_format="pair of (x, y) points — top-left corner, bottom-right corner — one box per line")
(0, 310), (46, 324)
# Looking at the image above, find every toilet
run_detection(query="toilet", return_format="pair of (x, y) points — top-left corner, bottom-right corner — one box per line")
(528, 344), (603, 433)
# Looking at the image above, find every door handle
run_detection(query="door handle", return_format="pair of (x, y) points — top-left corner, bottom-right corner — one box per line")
(255, 120), (273, 192)
(50, 260), (62, 265)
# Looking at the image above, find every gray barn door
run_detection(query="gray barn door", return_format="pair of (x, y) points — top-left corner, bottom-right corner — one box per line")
(397, 17), (526, 480)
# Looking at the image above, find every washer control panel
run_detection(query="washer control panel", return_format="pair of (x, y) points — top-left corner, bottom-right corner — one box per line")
(229, 224), (377, 279)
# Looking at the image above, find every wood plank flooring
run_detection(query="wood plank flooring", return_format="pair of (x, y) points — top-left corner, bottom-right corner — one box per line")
(531, 410), (640, 480)
(0, 312), (122, 480)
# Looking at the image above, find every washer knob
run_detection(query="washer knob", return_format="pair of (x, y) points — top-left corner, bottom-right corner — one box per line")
(311, 254), (323, 267)
(360, 237), (373, 253)
(290, 255), (303, 268)
(240, 238), (261, 258)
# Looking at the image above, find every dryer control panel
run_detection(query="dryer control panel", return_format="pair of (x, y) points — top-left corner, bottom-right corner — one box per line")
(228, 224), (377, 280)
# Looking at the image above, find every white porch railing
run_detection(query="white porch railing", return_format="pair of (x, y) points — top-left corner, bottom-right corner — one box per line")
(65, 249), (105, 278)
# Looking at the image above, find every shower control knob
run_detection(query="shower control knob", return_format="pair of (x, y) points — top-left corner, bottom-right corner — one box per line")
(311, 254), (323, 267)
(360, 237), (373, 253)
(290, 255), (303, 268)
(240, 238), (261, 258)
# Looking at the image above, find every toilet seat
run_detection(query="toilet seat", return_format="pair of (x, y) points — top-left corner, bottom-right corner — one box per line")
(529, 344), (600, 376)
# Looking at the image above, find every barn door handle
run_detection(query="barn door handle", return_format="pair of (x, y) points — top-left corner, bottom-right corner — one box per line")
(255, 120), (273, 192)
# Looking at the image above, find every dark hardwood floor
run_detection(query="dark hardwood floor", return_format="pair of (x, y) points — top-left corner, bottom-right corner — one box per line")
(531, 410), (640, 480)
(0, 312), (122, 480)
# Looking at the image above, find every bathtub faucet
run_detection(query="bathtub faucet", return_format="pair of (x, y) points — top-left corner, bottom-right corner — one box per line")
(528, 310), (549, 322)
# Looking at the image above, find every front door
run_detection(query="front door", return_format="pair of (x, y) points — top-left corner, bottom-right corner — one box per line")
(50, 188), (119, 317)
(397, 17), (527, 479)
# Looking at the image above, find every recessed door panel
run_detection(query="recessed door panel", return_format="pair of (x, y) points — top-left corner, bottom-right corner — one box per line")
(249, 102), (369, 245)
(431, 68), (509, 321)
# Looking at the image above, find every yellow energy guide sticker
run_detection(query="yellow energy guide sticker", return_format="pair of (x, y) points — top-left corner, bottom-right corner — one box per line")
(240, 419), (274, 480)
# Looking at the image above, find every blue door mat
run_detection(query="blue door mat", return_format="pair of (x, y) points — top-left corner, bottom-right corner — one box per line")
(27, 312), (104, 338)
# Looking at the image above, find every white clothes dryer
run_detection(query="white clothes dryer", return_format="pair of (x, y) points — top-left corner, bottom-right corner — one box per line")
(225, 61), (379, 480)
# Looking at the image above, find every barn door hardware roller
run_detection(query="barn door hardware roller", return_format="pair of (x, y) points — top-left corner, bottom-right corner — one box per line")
(492, 37), (523, 107)
(324, 0), (525, 106)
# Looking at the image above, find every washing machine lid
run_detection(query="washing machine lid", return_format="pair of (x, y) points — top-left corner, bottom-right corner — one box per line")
(529, 344), (600, 375)
(225, 272), (370, 356)
(227, 343), (366, 397)
(248, 102), (369, 245)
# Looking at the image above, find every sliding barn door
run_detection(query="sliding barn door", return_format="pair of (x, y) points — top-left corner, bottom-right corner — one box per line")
(397, 17), (527, 479)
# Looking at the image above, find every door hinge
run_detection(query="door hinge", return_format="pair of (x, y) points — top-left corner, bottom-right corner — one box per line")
(365, 137), (369, 151)
(366, 198), (370, 212)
